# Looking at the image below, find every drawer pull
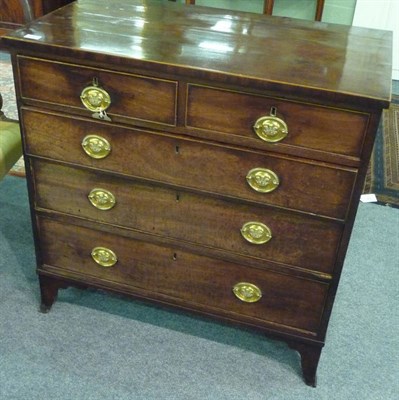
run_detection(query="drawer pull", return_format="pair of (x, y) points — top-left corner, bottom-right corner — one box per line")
(233, 282), (262, 303)
(253, 111), (288, 143)
(88, 188), (116, 210)
(246, 168), (279, 193)
(241, 222), (272, 244)
(81, 135), (111, 159)
(80, 78), (111, 112)
(91, 247), (118, 267)
(80, 78), (112, 121)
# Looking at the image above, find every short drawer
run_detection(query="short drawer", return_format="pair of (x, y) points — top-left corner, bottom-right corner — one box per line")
(38, 217), (329, 335)
(22, 109), (356, 220)
(33, 160), (343, 275)
(186, 84), (369, 158)
(17, 56), (177, 126)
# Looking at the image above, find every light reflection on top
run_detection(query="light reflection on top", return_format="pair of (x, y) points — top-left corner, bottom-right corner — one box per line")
(210, 17), (233, 34)
(198, 41), (234, 53)
(209, 14), (250, 36)
(132, 18), (146, 28)
(134, 5), (146, 13)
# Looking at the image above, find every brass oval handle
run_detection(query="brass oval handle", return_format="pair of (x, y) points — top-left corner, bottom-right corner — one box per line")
(241, 222), (272, 245)
(91, 247), (118, 267)
(88, 188), (116, 211)
(246, 168), (280, 193)
(81, 135), (111, 159)
(233, 282), (262, 303)
(80, 83), (111, 113)
(253, 116), (288, 143)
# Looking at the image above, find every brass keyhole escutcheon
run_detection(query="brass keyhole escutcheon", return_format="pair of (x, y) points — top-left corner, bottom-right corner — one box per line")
(233, 282), (262, 303)
(253, 115), (288, 143)
(241, 222), (272, 245)
(88, 188), (116, 211)
(246, 168), (280, 193)
(81, 135), (111, 159)
(91, 247), (118, 267)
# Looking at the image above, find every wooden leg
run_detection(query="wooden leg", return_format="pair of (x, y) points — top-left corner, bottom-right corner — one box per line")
(38, 274), (66, 313)
(263, 0), (275, 15)
(315, 0), (325, 21)
(287, 341), (322, 387)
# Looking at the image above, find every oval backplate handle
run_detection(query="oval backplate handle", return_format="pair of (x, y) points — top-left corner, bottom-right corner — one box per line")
(80, 84), (111, 113)
(88, 188), (116, 211)
(233, 282), (262, 303)
(241, 221), (272, 245)
(253, 115), (288, 143)
(81, 135), (111, 159)
(246, 168), (280, 193)
(91, 247), (118, 267)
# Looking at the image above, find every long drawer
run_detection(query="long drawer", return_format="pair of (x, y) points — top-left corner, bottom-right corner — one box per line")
(32, 160), (343, 275)
(186, 84), (370, 158)
(17, 56), (178, 126)
(22, 108), (356, 220)
(38, 217), (329, 336)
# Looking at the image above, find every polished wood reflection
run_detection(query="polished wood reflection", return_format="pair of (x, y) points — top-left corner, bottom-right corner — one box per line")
(3, 0), (391, 106)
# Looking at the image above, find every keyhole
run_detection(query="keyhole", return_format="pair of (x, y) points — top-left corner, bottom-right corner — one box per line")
(172, 252), (177, 261)
(176, 193), (180, 202)
(270, 106), (277, 116)
(175, 145), (180, 154)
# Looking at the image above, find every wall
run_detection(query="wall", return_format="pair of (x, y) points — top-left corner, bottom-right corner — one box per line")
(353, 0), (398, 80)
(322, 0), (357, 25)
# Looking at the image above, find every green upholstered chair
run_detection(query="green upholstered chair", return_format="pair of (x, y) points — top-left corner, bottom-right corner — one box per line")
(0, 0), (30, 181)
(0, 94), (22, 180)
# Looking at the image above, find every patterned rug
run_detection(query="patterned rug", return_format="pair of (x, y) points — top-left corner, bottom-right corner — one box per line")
(1, 53), (398, 206)
(0, 57), (24, 177)
(0, 58), (18, 120)
(363, 96), (399, 207)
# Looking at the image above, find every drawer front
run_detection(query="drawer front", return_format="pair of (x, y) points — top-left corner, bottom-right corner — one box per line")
(186, 84), (369, 158)
(38, 217), (328, 335)
(33, 160), (343, 274)
(22, 109), (356, 220)
(17, 56), (177, 126)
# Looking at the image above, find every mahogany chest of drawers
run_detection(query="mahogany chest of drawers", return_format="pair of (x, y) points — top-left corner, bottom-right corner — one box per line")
(3, 0), (392, 386)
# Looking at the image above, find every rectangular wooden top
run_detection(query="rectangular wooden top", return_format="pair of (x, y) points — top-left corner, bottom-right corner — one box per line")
(2, 0), (392, 108)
